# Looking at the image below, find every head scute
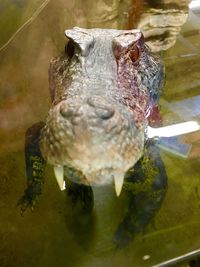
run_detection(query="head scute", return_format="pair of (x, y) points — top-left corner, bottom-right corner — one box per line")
(113, 30), (143, 48)
(65, 27), (94, 56)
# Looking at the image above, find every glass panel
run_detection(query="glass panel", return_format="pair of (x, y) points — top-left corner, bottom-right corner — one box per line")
(0, 1), (199, 266)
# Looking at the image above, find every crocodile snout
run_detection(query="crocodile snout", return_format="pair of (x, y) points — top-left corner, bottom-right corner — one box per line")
(40, 95), (145, 188)
(87, 96), (115, 120)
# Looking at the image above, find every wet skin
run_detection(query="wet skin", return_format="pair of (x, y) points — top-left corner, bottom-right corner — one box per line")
(18, 28), (166, 228)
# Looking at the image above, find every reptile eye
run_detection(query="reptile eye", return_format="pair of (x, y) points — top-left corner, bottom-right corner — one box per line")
(129, 45), (140, 62)
(65, 41), (75, 58)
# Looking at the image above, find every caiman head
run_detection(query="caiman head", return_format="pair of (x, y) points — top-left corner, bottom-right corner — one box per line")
(40, 27), (164, 195)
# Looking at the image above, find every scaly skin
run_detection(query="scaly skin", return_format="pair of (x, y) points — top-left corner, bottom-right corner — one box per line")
(18, 28), (168, 248)
(40, 27), (164, 187)
(19, 27), (165, 213)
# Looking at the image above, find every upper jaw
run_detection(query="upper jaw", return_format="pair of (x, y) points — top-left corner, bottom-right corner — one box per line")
(41, 98), (146, 196)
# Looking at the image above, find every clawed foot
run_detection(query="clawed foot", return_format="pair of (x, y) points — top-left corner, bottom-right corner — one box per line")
(17, 183), (42, 215)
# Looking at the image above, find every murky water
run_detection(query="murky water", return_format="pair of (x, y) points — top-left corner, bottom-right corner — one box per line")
(0, 1), (200, 266)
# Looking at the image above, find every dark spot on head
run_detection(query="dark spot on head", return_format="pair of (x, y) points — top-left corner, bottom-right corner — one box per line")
(129, 45), (140, 63)
(65, 41), (75, 59)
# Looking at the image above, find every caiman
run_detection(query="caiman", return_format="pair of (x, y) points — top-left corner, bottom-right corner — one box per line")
(19, 27), (165, 212)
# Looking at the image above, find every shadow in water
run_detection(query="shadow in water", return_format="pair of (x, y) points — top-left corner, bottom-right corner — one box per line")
(65, 182), (96, 250)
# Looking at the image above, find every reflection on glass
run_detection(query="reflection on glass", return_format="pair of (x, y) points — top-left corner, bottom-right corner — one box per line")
(147, 120), (200, 138)
(189, 0), (200, 9)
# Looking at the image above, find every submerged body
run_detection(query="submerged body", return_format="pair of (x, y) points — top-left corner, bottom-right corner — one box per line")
(39, 27), (164, 195)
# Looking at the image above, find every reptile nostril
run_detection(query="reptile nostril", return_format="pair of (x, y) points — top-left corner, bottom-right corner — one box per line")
(87, 96), (115, 120)
(94, 108), (115, 120)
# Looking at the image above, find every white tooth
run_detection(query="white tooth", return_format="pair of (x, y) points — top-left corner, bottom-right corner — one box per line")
(54, 165), (66, 191)
(114, 173), (124, 197)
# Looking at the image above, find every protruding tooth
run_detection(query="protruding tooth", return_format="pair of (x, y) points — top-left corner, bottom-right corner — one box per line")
(114, 173), (124, 197)
(54, 165), (66, 191)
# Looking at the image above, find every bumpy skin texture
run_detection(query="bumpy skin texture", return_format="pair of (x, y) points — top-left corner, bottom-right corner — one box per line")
(18, 122), (46, 213)
(114, 140), (167, 247)
(39, 27), (164, 187)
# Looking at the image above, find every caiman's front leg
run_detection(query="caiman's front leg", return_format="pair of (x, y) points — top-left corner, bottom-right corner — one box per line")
(114, 141), (168, 247)
(18, 122), (46, 214)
